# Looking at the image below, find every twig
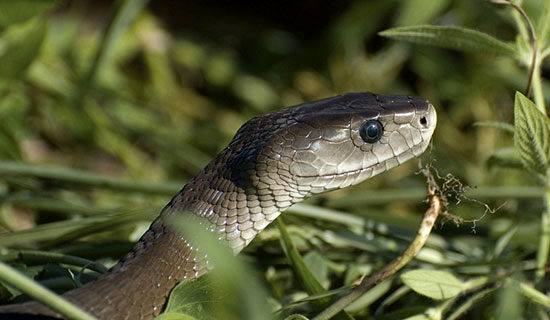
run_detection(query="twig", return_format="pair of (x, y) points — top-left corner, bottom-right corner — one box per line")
(490, 0), (537, 96)
(312, 183), (442, 320)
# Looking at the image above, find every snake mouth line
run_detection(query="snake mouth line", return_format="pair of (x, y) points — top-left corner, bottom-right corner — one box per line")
(296, 165), (371, 179)
(295, 139), (430, 179)
(295, 156), (400, 179)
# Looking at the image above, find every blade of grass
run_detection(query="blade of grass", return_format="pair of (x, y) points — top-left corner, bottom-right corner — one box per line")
(0, 161), (182, 194)
(4, 193), (113, 217)
(379, 25), (517, 56)
(80, 0), (149, 89)
(0, 260), (96, 320)
(276, 218), (354, 320)
(325, 186), (544, 207)
(0, 250), (108, 274)
(276, 218), (327, 300)
(0, 208), (153, 248)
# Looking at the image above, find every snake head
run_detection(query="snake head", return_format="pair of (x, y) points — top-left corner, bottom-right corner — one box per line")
(262, 92), (437, 195)
(171, 92), (436, 252)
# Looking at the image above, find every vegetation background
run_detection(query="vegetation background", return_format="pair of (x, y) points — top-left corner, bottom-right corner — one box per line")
(0, 0), (549, 319)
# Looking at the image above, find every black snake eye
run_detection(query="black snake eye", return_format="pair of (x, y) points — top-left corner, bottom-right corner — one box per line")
(359, 120), (383, 143)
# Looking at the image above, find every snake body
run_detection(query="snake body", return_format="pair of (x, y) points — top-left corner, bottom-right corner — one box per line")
(0, 92), (436, 319)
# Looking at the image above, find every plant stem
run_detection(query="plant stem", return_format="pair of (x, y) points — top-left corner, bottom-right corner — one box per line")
(312, 189), (442, 320)
(490, 0), (538, 100)
(536, 182), (550, 282)
(0, 261), (96, 320)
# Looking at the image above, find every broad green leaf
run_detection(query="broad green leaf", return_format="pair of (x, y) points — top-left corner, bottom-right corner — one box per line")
(396, 0), (450, 26)
(0, 0), (58, 29)
(401, 269), (464, 300)
(0, 18), (47, 80)
(303, 251), (329, 286)
(163, 276), (218, 320)
(379, 25), (516, 56)
(155, 312), (197, 320)
(513, 92), (550, 176)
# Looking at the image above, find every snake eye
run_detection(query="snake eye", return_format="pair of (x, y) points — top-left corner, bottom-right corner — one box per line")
(359, 120), (384, 143)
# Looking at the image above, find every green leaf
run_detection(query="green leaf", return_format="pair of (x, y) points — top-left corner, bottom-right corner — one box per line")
(303, 251), (329, 286)
(512, 278), (550, 308)
(0, 281), (12, 302)
(486, 147), (524, 170)
(345, 279), (393, 313)
(0, 18), (47, 80)
(0, 0), (58, 29)
(379, 25), (517, 56)
(155, 312), (198, 320)
(276, 218), (327, 299)
(473, 121), (514, 133)
(497, 279), (523, 320)
(493, 227), (518, 258)
(513, 92), (550, 176)
(163, 276), (218, 320)
(276, 218), (354, 320)
(401, 269), (464, 300)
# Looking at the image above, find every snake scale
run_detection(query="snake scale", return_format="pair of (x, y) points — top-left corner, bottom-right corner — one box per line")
(0, 92), (436, 319)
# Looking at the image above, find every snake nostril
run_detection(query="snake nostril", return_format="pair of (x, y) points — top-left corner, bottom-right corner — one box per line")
(420, 116), (427, 127)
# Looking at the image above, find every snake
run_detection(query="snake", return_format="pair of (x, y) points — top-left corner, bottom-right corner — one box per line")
(0, 92), (436, 319)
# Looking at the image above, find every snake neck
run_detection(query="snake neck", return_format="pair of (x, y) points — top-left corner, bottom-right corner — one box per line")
(160, 136), (308, 253)
(0, 217), (206, 320)
(45, 157), (296, 320)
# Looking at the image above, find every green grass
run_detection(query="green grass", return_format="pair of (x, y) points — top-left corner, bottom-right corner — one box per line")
(0, 0), (550, 319)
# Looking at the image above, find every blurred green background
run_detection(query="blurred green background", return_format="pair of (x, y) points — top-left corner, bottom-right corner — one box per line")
(0, 0), (549, 319)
